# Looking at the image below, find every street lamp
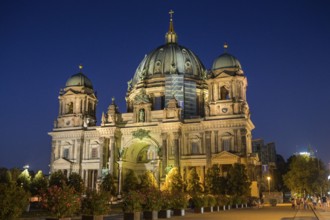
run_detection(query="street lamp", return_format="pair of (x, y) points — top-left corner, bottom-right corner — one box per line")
(267, 176), (271, 195)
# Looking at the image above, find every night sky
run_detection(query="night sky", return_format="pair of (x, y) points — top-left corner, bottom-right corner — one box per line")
(1, 0), (330, 173)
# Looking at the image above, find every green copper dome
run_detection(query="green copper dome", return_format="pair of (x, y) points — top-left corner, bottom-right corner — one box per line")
(132, 43), (206, 86)
(65, 72), (93, 89)
(131, 10), (206, 87)
(212, 53), (242, 70)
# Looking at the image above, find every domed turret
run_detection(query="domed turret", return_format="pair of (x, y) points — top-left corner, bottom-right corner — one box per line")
(65, 65), (93, 89)
(212, 43), (242, 71)
(55, 65), (97, 129)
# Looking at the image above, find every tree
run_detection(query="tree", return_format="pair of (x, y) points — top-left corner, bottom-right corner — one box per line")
(49, 170), (67, 188)
(10, 168), (21, 183)
(283, 155), (329, 196)
(139, 171), (158, 190)
(0, 182), (30, 220)
(68, 172), (84, 194)
(101, 173), (116, 196)
(226, 163), (250, 197)
(30, 170), (48, 196)
(17, 169), (31, 192)
(122, 169), (139, 193)
(205, 164), (227, 195)
(0, 167), (12, 184)
(186, 167), (203, 196)
(161, 167), (185, 193)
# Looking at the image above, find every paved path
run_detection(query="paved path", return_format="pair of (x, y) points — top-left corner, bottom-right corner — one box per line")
(166, 206), (317, 220)
(313, 206), (330, 220)
(104, 204), (318, 220)
(20, 204), (322, 220)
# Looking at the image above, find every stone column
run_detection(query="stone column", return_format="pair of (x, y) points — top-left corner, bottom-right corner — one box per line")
(214, 131), (218, 153)
(210, 131), (215, 153)
(233, 129), (238, 152)
(210, 83), (214, 101)
(173, 132), (180, 167)
(214, 83), (218, 101)
(109, 137), (115, 174)
(205, 131), (212, 168)
(117, 160), (123, 199)
(99, 137), (104, 179)
(161, 133), (168, 177)
(240, 129), (247, 156)
(200, 132), (204, 154)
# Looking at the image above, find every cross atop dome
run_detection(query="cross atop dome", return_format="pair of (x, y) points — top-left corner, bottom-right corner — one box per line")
(224, 42), (228, 53)
(165, 10), (178, 44)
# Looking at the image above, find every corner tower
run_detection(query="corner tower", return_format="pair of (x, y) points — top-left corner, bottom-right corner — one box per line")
(54, 65), (98, 128)
(206, 43), (254, 155)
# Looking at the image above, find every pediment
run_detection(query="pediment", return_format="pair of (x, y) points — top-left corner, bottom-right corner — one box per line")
(63, 89), (78, 96)
(217, 72), (233, 78)
(212, 151), (240, 164)
(88, 93), (97, 99)
(53, 158), (72, 169)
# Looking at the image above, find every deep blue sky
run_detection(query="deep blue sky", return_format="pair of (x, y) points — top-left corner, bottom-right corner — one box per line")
(1, 0), (330, 173)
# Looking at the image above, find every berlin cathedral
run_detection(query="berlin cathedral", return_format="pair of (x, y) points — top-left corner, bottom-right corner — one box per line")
(49, 11), (259, 196)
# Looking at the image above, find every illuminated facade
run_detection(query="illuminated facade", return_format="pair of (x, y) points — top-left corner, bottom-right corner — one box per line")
(49, 12), (259, 192)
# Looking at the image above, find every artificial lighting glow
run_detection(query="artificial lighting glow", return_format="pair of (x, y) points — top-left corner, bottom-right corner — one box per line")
(299, 152), (311, 156)
(23, 164), (29, 170)
(267, 176), (271, 194)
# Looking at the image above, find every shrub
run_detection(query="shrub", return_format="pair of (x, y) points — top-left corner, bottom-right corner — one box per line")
(41, 183), (81, 218)
(160, 190), (172, 210)
(81, 190), (111, 215)
(122, 190), (145, 212)
(192, 195), (205, 208)
(269, 198), (277, 206)
(207, 195), (217, 207)
(171, 191), (188, 209)
(142, 187), (162, 211)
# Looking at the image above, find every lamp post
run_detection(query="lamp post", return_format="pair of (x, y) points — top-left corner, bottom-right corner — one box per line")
(267, 176), (271, 195)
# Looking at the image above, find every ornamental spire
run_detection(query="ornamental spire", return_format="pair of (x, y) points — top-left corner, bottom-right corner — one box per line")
(79, 64), (83, 72)
(165, 10), (178, 44)
(224, 42), (228, 53)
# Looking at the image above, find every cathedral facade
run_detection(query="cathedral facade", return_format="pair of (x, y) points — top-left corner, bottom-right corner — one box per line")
(49, 13), (259, 194)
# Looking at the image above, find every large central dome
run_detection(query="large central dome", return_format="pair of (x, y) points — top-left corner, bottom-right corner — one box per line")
(131, 12), (206, 87)
(126, 11), (208, 119)
(132, 43), (206, 86)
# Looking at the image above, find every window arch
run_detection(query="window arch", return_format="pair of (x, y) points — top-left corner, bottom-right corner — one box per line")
(220, 132), (233, 152)
(63, 148), (69, 159)
(220, 86), (229, 100)
(189, 135), (201, 155)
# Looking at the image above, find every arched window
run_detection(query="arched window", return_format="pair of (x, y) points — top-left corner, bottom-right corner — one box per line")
(91, 147), (98, 159)
(191, 142), (199, 154)
(147, 146), (157, 160)
(190, 136), (201, 155)
(220, 86), (229, 100)
(222, 138), (231, 151)
(67, 102), (73, 114)
(63, 148), (69, 159)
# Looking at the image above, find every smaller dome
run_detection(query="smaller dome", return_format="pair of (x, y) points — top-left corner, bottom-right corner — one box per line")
(212, 53), (242, 70)
(65, 72), (93, 89)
